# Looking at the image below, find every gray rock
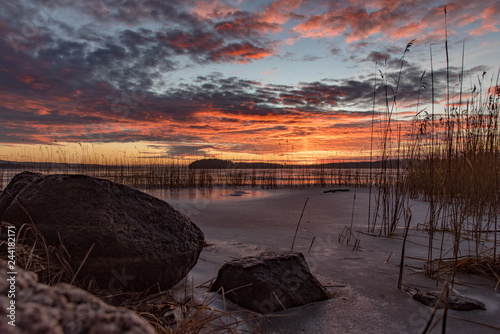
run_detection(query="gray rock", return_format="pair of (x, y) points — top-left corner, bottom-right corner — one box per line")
(0, 171), (43, 218)
(210, 251), (330, 313)
(1, 173), (205, 291)
(413, 290), (486, 311)
(0, 259), (155, 334)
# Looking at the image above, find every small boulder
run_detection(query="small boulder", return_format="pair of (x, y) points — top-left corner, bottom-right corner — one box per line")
(210, 251), (330, 313)
(1, 173), (205, 291)
(413, 290), (486, 311)
(0, 259), (155, 334)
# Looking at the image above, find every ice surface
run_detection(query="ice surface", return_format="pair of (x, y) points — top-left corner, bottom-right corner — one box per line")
(151, 188), (500, 333)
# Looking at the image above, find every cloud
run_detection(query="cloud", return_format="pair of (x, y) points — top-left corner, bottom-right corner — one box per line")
(211, 0), (303, 38)
(191, 0), (239, 20)
(166, 144), (217, 158)
(1, 49), (390, 149)
(209, 42), (275, 63)
(293, 2), (425, 42)
(260, 0), (304, 24)
(1, 0), (498, 158)
(2, 52), (460, 145)
(292, 0), (500, 45)
(467, 5), (500, 36)
(366, 51), (391, 63)
(301, 54), (324, 62)
(0, 0), (487, 152)
(215, 13), (282, 36)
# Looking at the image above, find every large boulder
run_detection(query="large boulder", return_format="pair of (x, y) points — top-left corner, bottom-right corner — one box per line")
(0, 173), (205, 291)
(210, 251), (330, 313)
(0, 171), (43, 216)
(0, 259), (155, 334)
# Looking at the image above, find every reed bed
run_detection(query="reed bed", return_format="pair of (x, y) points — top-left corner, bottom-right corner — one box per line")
(1, 158), (373, 190)
(366, 28), (500, 286)
(406, 78), (500, 282)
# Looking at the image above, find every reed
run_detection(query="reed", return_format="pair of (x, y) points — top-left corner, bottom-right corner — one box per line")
(370, 41), (414, 236)
(372, 26), (500, 285)
(358, 11), (499, 294)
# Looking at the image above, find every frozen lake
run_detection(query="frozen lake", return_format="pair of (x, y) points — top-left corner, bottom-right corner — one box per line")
(162, 188), (500, 333)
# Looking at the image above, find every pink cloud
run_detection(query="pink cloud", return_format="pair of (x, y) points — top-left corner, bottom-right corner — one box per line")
(293, 14), (343, 38)
(291, 0), (500, 44)
(260, 0), (304, 24)
(469, 6), (500, 36)
(191, 0), (239, 19)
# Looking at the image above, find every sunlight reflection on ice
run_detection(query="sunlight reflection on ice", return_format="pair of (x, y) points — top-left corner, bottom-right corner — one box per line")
(145, 188), (269, 202)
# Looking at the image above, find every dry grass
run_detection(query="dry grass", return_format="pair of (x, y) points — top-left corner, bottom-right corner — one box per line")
(96, 286), (265, 334)
(0, 221), (77, 286)
(0, 220), (263, 333)
(427, 255), (500, 284)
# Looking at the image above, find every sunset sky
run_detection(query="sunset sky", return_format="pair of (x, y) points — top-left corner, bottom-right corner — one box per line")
(1, 0), (499, 164)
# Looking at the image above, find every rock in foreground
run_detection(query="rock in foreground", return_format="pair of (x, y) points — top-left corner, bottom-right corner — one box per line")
(0, 259), (155, 334)
(413, 290), (486, 311)
(0, 171), (43, 215)
(0, 173), (205, 291)
(210, 252), (330, 313)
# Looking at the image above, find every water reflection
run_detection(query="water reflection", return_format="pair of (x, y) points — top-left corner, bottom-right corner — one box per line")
(145, 188), (269, 202)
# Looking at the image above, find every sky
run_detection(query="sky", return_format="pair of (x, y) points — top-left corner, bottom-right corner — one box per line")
(1, 0), (499, 164)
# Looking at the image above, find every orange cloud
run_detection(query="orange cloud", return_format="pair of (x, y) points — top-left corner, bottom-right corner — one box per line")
(211, 43), (274, 63)
(260, 0), (304, 24)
